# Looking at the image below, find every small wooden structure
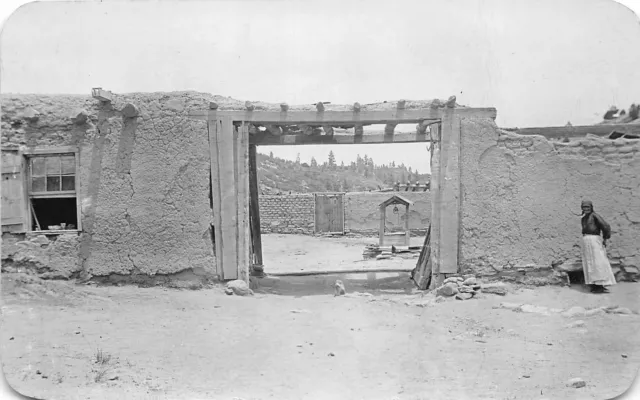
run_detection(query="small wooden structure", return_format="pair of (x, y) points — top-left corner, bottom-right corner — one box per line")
(379, 194), (413, 247)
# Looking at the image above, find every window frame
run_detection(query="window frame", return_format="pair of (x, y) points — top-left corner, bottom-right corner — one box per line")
(24, 146), (82, 233)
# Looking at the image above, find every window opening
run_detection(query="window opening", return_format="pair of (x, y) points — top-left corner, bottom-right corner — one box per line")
(27, 153), (78, 231)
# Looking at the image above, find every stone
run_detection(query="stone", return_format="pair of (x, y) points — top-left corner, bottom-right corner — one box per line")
(554, 259), (583, 273)
(561, 306), (587, 318)
(436, 283), (459, 297)
(29, 235), (50, 247)
(443, 277), (459, 284)
(462, 274), (475, 280)
(610, 307), (632, 315)
(520, 304), (550, 315)
(376, 255), (391, 260)
(480, 282), (508, 296)
(584, 307), (606, 317)
(71, 109), (89, 124)
(20, 107), (40, 122)
(225, 280), (253, 296)
(565, 320), (585, 328)
(121, 103), (139, 118)
(165, 99), (184, 112)
(455, 293), (473, 300)
(435, 296), (445, 303)
(458, 286), (474, 293)
(566, 378), (586, 388)
(499, 302), (523, 310)
(462, 277), (477, 286)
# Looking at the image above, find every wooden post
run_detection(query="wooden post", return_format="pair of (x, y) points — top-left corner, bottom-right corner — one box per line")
(379, 206), (385, 246)
(236, 123), (250, 283)
(208, 120), (224, 278)
(438, 111), (461, 275)
(213, 116), (238, 280)
(405, 204), (410, 246)
(249, 144), (264, 270)
(428, 122), (442, 289)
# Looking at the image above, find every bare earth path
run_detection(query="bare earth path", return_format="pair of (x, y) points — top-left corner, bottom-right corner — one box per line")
(261, 233), (425, 274)
(1, 271), (639, 400)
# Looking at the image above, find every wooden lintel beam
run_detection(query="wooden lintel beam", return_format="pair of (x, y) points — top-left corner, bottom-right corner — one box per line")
(505, 124), (640, 139)
(251, 131), (430, 146)
(188, 107), (497, 123)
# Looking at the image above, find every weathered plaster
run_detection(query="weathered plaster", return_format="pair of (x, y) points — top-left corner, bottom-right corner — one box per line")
(2, 92), (219, 278)
(460, 118), (640, 277)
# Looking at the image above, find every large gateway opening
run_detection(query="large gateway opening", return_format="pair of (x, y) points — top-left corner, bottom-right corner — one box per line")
(254, 123), (434, 282)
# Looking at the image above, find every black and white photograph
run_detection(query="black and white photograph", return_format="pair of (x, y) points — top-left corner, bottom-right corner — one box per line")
(1, 0), (639, 399)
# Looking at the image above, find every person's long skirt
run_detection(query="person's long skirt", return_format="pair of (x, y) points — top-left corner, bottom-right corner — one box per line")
(581, 235), (617, 286)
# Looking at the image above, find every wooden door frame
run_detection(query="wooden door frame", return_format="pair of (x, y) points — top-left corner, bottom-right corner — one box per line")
(194, 102), (492, 283)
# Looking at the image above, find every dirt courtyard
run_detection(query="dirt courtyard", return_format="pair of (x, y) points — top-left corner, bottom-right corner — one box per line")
(2, 267), (640, 400)
(1, 234), (639, 399)
(262, 233), (425, 274)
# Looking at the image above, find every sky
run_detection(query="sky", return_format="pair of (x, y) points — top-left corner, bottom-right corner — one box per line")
(1, 0), (639, 172)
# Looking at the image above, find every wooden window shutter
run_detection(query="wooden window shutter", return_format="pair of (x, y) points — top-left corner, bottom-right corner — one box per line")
(1, 149), (27, 232)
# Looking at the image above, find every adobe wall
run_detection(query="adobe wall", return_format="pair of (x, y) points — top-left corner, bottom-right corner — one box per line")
(344, 191), (431, 236)
(256, 191), (431, 236)
(1, 92), (218, 282)
(259, 194), (315, 234)
(460, 118), (640, 280)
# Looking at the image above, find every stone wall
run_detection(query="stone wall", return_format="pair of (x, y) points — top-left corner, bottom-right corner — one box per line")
(459, 118), (640, 278)
(1, 92), (218, 281)
(259, 194), (315, 234)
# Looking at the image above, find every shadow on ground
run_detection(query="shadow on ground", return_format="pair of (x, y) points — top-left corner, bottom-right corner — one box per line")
(253, 271), (417, 297)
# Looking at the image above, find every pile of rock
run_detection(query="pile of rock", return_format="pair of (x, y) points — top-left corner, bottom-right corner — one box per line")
(435, 275), (508, 300)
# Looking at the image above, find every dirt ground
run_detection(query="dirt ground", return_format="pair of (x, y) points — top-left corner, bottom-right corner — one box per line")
(262, 233), (425, 274)
(1, 234), (639, 400)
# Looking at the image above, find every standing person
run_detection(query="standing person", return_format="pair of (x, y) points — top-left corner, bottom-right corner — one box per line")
(580, 200), (616, 293)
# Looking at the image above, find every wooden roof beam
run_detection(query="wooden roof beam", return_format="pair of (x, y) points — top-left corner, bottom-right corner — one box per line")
(189, 107), (497, 123)
(251, 131), (430, 146)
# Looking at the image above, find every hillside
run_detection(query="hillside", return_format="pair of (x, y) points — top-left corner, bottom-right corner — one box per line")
(257, 151), (430, 194)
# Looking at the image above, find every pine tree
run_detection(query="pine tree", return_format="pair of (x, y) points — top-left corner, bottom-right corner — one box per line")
(296, 153), (301, 165)
(328, 151), (336, 169)
(269, 151), (274, 158)
(310, 157), (318, 167)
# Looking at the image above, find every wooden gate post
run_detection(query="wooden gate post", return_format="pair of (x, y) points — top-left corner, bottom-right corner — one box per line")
(248, 143), (264, 273)
(208, 117), (251, 282)
(429, 112), (462, 288)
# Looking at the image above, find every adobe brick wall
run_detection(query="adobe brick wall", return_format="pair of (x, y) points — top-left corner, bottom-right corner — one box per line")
(259, 194), (315, 234)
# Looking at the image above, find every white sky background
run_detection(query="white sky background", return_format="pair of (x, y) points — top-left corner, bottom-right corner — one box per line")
(1, 0), (640, 172)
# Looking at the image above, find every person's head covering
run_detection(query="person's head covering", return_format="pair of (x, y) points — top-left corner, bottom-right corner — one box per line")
(581, 200), (594, 213)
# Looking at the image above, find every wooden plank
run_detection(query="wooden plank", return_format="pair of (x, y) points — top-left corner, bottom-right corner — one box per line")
(1, 150), (25, 230)
(411, 225), (432, 290)
(22, 145), (78, 155)
(75, 150), (82, 231)
(267, 268), (413, 277)
(248, 144), (263, 266)
(379, 207), (385, 246)
(428, 123), (442, 290)
(189, 107), (497, 123)
(236, 123), (250, 282)
(209, 120), (224, 278)
(252, 131), (432, 146)
(404, 204), (410, 247)
(438, 112), (462, 274)
(505, 123), (640, 138)
(216, 116), (238, 280)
